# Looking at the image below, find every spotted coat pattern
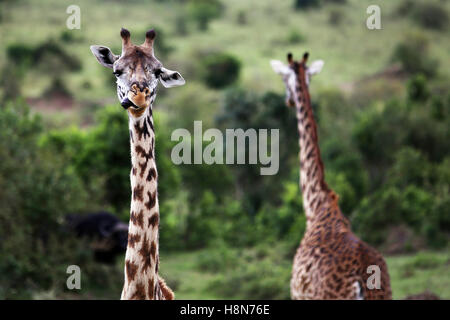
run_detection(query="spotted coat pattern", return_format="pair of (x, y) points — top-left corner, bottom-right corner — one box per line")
(286, 57), (392, 300)
(121, 109), (174, 300)
(91, 28), (183, 300)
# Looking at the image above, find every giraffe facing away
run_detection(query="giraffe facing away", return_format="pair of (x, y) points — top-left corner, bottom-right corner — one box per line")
(90, 28), (185, 300)
(271, 52), (392, 300)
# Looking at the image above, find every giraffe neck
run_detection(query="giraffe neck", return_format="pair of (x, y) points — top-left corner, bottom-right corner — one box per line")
(293, 63), (336, 227)
(121, 108), (164, 300)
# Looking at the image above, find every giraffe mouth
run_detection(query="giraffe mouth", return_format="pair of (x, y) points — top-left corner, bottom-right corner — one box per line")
(121, 98), (139, 110)
(123, 89), (150, 110)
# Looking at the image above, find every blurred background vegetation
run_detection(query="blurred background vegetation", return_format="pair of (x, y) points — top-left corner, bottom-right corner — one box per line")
(0, 0), (449, 299)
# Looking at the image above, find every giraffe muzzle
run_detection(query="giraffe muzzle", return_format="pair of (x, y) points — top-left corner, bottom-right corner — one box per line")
(124, 84), (151, 110)
(121, 98), (139, 110)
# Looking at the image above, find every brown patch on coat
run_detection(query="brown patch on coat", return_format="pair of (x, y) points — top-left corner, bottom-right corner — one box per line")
(139, 235), (153, 271)
(150, 240), (157, 260)
(148, 277), (155, 300)
(139, 160), (148, 178)
(145, 190), (157, 210)
(128, 233), (141, 248)
(130, 282), (146, 300)
(134, 118), (150, 140)
(148, 213), (159, 228)
(135, 145), (152, 162)
(130, 210), (144, 228)
(133, 184), (144, 202)
(147, 168), (157, 182)
(126, 260), (138, 282)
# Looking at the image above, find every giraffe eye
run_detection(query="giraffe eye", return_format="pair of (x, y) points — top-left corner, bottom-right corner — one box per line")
(113, 69), (123, 77)
(154, 68), (162, 77)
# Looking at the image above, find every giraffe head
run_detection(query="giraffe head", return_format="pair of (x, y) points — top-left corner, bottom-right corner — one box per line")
(90, 28), (185, 118)
(270, 52), (323, 107)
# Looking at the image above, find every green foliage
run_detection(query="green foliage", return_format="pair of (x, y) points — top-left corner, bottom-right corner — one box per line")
(6, 40), (82, 72)
(175, 14), (189, 36)
(187, 0), (224, 31)
(59, 30), (83, 43)
(328, 8), (344, 26)
(412, 2), (449, 31)
(286, 29), (306, 44)
(352, 144), (449, 249)
(199, 52), (241, 89)
(353, 100), (407, 168)
(353, 185), (433, 246)
(5, 40), (82, 98)
(350, 75), (450, 249)
(209, 245), (291, 299)
(387, 147), (431, 188)
(321, 137), (369, 212)
(294, 0), (320, 10)
(407, 74), (430, 103)
(216, 89), (298, 214)
(0, 101), (105, 299)
(236, 10), (247, 25)
(148, 26), (174, 59)
(196, 242), (238, 272)
(254, 181), (306, 249)
(391, 33), (438, 77)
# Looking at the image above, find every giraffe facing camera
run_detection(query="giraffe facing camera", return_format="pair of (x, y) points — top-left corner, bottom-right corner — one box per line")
(90, 28), (185, 300)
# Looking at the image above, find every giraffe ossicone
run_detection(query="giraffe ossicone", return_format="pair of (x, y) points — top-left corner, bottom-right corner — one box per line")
(90, 28), (185, 300)
(271, 52), (392, 300)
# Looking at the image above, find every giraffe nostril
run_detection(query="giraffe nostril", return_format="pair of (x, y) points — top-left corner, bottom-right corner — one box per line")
(144, 88), (150, 95)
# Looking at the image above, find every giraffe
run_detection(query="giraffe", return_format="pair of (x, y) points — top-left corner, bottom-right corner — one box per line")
(270, 52), (392, 300)
(90, 28), (185, 300)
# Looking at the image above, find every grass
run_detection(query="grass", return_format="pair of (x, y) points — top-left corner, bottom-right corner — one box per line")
(2, 0), (450, 105)
(161, 247), (450, 300)
(386, 250), (450, 299)
(161, 249), (225, 300)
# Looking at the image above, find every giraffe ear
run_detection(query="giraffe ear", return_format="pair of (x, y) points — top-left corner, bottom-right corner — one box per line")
(159, 67), (185, 88)
(270, 60), (291, 75)
(307, 60), (324, 76)
(90, 45), (119, 68)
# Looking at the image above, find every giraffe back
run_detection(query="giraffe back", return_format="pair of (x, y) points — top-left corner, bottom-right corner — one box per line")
(291, 200), (392, 300)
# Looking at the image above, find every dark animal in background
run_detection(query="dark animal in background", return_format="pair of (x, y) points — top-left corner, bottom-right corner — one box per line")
(66, 212), (129, 264)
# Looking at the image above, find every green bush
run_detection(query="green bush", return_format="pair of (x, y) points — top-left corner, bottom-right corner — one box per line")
(200, 52), (241, 89)
(412, 2), (448, 31)
(294, 0), (320, 10)
(59, 30), (83, 43)
(0, 101), (105, 298)
(286, 30), (305, 44)
(387, 147), (431, 188)
(407, 74), (430, 103)
(6, 40), (82, 98)
(187, 0), (224, 31)
(196, 243), (238, 272)
(328, 8), (345, 25)
(209, 246), (291, 299)
(391, 33), (438, 77)
(353, 100), (407, 168)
